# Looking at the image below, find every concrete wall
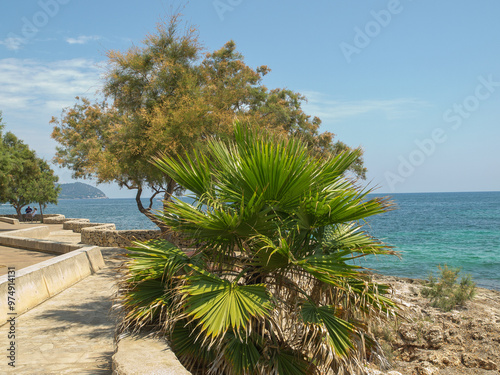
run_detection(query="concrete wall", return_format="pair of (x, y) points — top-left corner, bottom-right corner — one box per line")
(4, 226), (50, 239)
(0, 246), (104, 326)
(0, 219), (105, 326)
(0, 217), (19, 224)
(0, 213), (193, 373)
(0, 213), (64, 223)
(43, 214), (70, 224)
(63, 219), (116, 233)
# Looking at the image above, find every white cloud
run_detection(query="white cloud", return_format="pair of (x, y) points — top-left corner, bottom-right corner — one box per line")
(301, 90), (429, 122)
(0, 58), (104, 155)
(0, 58), (103, 109)
(0, 36), (26, 51)
(65, 35), (102, 45)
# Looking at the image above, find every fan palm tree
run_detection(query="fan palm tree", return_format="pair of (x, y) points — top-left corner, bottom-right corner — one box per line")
(116, 122), (399, 374)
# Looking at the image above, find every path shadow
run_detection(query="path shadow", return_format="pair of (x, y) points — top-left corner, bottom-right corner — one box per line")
(79, 353), (113, 375)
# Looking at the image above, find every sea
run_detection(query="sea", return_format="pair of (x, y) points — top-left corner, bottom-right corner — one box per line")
(1, 191), (499, 291)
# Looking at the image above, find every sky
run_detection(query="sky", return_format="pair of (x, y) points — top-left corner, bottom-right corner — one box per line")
(1, 0), (499, 197)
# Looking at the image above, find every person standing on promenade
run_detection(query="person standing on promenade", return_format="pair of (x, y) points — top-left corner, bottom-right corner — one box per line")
(24, 206), (33, 222)
(29, 207), (37, 222)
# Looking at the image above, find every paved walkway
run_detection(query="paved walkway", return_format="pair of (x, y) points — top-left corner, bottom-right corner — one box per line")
(0, 222), (83, 276)
(0, 249), (127, 374)
(0, 246), (55, 277)
(0, 221), (128, 374)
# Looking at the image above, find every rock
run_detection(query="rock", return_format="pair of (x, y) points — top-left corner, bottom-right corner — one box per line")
(477, 358), (497, 370)
(446, 332), (463, 345)
(424, 326), (444, 349)
(427, 352), (443, 366)
(365, 369), (403, 375)
(400, 351), (412, 362)
(415, 361), (439, 375)
(461, 353), (497, 370)
(461, 353), (477, 368)
(471, 331), (484, 340)
(399, 323), (419, 344)
(441, 354), (461, 367)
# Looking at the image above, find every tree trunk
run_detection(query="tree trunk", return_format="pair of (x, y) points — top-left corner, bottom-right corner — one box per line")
(15, 206), (23, 221)
(134, 186), (167, 229)
(163, 178), (176, 213)
(39, 204), (44, 223)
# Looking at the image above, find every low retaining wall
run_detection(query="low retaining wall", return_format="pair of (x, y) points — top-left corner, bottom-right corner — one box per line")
(43, 214), (69, 224)
(0, 213), (193, 373)
(82, 226), (161, 248)
(0, 245), (104, 326)
(58, 218), (163, 248)
(0, 213), (65, 223)
(2, 213), (195, 249)
(0, 216), (19, 224)
(63, 219), (116, 233)
(4, 226), (50, 239)
(80, 227), (195, 249)
(112, 333), (191, 375)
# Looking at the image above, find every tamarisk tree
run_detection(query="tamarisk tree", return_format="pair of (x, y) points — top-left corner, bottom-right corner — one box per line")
(51, 15), (366, 228)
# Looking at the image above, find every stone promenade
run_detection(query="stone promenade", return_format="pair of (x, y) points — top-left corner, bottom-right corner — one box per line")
(0, 221), (127, 374)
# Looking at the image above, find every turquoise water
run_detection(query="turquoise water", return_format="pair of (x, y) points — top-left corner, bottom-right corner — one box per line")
(0, 198), (162, 231)
(1, 192), (499, 290)
(363, 192), (500, 291)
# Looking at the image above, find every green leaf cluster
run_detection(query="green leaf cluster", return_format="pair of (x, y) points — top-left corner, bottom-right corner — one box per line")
(117, 123), (399, 374)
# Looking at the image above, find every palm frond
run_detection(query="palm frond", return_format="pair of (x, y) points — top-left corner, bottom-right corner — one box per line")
(126, 239), (194, 281)
(182, 267), (273, 342)
(300, 301), (356, 357)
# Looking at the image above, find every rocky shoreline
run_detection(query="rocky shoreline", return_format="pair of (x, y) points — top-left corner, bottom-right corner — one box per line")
(367, 274), (500, 375)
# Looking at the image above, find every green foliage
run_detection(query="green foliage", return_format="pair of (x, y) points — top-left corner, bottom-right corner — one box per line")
(0, 112), (10, 199)
(422, 265), (476, 311)
(51, 15), (366, 227)
(30, 159), (60, 221)
(0, 113), (59, 219)
(117, 123), (398, 374)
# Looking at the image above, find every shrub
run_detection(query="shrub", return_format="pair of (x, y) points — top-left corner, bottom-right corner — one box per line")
(422, 264), (476, 311)
(116, 123), (399, 375)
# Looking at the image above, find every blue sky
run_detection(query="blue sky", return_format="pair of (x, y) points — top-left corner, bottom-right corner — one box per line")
(1, 0), (499, 197)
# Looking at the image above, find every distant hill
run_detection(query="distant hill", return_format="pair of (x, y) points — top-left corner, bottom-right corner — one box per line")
(59, 182), (108, 199)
